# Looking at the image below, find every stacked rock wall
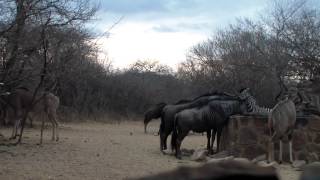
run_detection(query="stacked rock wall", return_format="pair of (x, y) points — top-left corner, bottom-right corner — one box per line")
(222, 115), (320, 162)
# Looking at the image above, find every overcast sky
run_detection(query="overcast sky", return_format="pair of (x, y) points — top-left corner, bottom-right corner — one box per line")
(91, 0), (270, 69)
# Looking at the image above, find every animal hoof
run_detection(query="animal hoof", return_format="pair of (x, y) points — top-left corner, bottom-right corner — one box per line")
(56, 137), (59, 142)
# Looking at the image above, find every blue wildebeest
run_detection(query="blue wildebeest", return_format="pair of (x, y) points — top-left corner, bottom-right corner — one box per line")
(159, 92), (238, 152)
(171, 98), (248, 159)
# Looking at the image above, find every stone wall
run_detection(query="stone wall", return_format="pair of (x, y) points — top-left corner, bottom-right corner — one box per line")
(221, 115), (320, 162)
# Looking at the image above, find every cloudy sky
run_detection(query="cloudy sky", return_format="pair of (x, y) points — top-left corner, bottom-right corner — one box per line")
(91, 0), (270, 69)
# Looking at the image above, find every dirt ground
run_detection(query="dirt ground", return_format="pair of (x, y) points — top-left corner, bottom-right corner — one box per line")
(0, 120), (301, 180)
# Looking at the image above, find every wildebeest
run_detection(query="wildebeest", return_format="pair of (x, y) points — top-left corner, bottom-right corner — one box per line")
(159, 92), (238, 152)
(267, 96), (296, 163)
(143, 99), (192, 134)
(171, 99), (247, 159)
(144, 102), (167, 133)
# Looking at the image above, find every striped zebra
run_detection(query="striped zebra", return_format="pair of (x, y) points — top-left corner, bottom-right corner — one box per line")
(239, 88), (271, 115)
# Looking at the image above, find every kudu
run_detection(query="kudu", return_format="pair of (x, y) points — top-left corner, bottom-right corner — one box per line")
(4, 88), (59, 144)
(267, 96), (296, 163)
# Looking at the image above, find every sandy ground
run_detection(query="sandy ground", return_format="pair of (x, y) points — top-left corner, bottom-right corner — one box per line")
(0, 120), (301, 180)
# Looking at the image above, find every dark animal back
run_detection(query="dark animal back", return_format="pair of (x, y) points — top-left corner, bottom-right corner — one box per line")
(192, 91), (236, 101)
(174, 99), (191, 105)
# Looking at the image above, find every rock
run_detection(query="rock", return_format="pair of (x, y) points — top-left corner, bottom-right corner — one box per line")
(292, 160), (307, 170)
(243, 145), (265, 159)
(293, 132), (307, 151)
(257, 161), (279, 168)
(233, 158), (251, 164)
(300, 162), (320, 180)
(307, 144), (320, 152)
(307, 152), (319, 163)
(252, 154), (266, 163)
(314, 134), (320, 144)
(190, 149), (207, 161)
(209, 150), (229, 158)
(181, 149), (195, 156)
(238, 127), (258, 145)
(207, 156), (234, 163)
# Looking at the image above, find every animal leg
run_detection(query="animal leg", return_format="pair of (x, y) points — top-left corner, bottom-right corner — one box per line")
(216, 128), (223, 153)
(40, 117), (45, 144)
(17, 115), (28, 144)
(48, 112), (59, 141)
(289, 140), (293, 163)
(267, 139), (274, 163)
(163, 132), (170, 150)
(144, 123), (147, 134)
(159, 123), (165, 151)
(28, 116), (33, 128)
(279, 140), (283, 164)
(53, 113), (59, 141)
(288, 133), (294, 163)
(206, 130), (211, 154)
(10, 121), (17, 139)
(49, 114), (55, 141)
(55, 119), (59, 141)
(10, 119), (20, 139)
(176, 131), (188, 159)
(211, 129), (217, 154)
(160, 131), (165, 152)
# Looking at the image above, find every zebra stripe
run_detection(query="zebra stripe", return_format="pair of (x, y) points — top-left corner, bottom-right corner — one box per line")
(245, 95), (271, 115)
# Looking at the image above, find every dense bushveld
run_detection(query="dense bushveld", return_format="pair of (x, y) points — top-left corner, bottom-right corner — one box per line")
(0, 0), (319, 121)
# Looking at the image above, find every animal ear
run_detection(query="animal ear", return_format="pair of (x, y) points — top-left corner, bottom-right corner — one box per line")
(239, 87), (250, 93)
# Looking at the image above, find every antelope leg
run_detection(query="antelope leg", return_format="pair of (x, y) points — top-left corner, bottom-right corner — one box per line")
(279, 140), (283, 164)
(289, 140), (293, 163)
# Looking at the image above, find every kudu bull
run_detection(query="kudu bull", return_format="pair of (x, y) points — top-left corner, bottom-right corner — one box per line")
(2, 88), (59, 144)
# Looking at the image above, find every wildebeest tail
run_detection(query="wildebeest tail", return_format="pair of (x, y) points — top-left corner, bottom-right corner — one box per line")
(171, 114), (178, 152)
